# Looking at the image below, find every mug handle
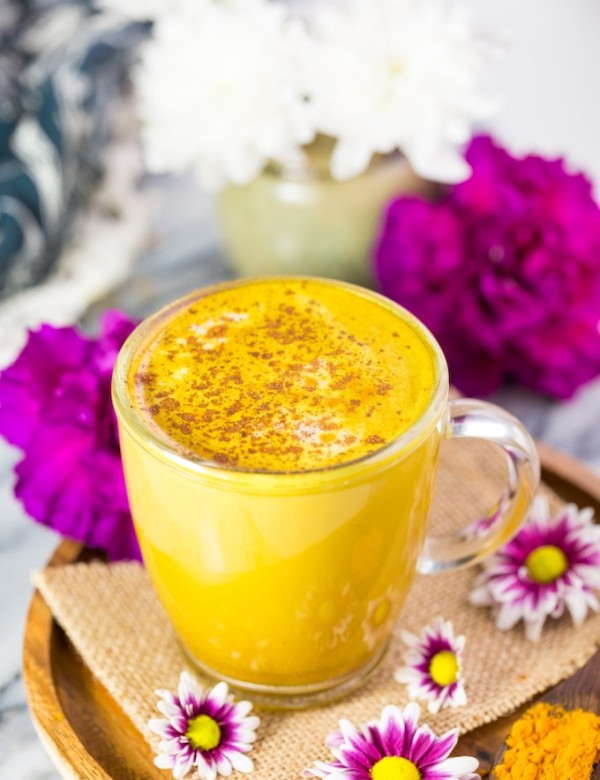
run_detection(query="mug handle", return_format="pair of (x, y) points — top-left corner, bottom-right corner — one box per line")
(418, 398), (540, 574)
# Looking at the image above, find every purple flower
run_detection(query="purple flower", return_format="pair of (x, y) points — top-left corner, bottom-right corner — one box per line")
(465, 495), (508, 540)
(469, 495), (600, 641)
(149, 672), (260, 780)
(0, 312), (140, 561)
(374, 135), (600, 399)
(303, 702), (478, 780)
(395, 617), (467, 714)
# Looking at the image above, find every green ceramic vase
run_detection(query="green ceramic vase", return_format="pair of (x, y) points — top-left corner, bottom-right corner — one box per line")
(216, 136), (432, 288)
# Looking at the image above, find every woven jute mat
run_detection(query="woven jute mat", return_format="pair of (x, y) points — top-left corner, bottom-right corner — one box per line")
(35, 441), (600, 779)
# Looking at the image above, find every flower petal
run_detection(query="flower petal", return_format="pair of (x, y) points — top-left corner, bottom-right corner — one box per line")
(150, 672), (259, 777)
(436, 754), (480, 776)
(229, 751), (255, 774)
(154, 754), (176, 770)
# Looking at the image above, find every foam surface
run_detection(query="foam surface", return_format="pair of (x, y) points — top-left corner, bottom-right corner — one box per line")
(130, 279), (436, 471)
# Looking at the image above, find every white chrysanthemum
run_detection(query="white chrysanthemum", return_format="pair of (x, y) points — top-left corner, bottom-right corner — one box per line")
(134, 0), (314, 190)
(299, 0), (497, 183)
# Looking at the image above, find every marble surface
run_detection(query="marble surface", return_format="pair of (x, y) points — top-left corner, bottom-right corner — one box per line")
(2, 173), (600, 780)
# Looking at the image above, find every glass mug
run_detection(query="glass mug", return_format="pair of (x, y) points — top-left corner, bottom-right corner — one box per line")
(112, 277), (539, 707)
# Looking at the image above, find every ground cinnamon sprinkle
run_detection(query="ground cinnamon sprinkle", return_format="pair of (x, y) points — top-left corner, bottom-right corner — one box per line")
(494, 702), (600, 780)
(130, 279), (437, 471)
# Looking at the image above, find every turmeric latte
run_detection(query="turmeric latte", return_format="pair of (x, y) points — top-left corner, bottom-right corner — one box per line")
(130, 278), (437, 472)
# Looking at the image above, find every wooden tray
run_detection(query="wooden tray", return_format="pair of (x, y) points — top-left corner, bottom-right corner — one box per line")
(23, 442), (600, 779)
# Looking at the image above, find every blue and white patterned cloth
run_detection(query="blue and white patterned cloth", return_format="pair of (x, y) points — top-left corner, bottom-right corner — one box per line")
(0, 0), (146, 299)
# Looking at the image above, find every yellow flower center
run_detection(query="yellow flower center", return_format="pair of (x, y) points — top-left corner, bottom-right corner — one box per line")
(429, 650), (459, 686)
(525, 545), (568, 584)
(185, 714), (221, 751)
(371, 756), (421, 780)
(372, 598), (391, 627)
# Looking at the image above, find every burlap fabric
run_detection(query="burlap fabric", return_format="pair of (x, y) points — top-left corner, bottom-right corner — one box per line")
(34, 442), (600, 779)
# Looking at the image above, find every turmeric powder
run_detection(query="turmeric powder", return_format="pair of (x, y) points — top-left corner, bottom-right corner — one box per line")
(494, 702), (600, 780)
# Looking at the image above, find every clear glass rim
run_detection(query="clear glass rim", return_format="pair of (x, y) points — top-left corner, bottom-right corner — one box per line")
(112, 277), (449, 487)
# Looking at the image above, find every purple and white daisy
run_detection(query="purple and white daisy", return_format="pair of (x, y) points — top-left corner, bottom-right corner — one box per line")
(303, 702), (478, 780)
(395, 617), (467, 714)
(469, 495), (600, 642)
(362, 587), (402, 651)
(296, 577), (357, 652)
(149, 672), (259, 779)
(464, 495), (508, 540)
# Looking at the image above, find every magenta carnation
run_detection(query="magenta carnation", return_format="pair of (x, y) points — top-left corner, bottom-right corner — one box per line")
(374, 135), (600, 398)
(0, 311), (141, 561)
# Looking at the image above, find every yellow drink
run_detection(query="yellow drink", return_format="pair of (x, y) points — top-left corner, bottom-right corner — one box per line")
(115, 279), (444, 695)
(130, 278), (436, 470)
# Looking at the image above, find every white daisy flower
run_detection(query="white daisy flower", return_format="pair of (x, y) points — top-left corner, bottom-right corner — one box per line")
(395, 617), (467, 714)
(296, 578), (357, 651)
(470, 495), (600, 642)
(303, 702), (479, 779)
(149, 672), (260, 779)
(362, 587), (402, 651)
